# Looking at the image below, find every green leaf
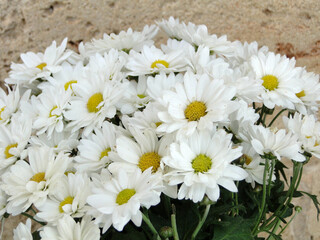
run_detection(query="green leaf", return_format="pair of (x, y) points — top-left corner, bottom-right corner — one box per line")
(265, 231), (282, 240)
(213, 216), (254, 240)
(300, 191), (320, 220)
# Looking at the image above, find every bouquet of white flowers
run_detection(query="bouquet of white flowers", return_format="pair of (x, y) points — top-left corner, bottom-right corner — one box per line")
(0, 17), (319, 240)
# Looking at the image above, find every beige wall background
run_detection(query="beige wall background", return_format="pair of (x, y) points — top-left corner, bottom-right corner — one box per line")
(0, 0), (320, 239)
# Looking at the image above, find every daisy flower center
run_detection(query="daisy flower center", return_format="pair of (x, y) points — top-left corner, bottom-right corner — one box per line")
(296, 90), (306, 98)
(116, 188), (136, 205)
(155, 122), (162, 127)
(87, 93), (104, 113)
(49, 105), (59, 118)
(138, 152), (161, 173)
(4, 143), (18, 159)
(0, 106), (5, 120)
(151, 60), (169, 69)
(64, 80), (77, 91)
(184, 101), (207, 121)
(64, 171), (75, 176)
(30, 172), (46, 183)
(192, 154), (212, 173)
(36, 62), (47, 70)
(262, 75), (279, 91)
(100, 147), (111, 159)
(59, 196), (74, 213)
(137, 94), (146, 99)
(243, 154), (253, 165)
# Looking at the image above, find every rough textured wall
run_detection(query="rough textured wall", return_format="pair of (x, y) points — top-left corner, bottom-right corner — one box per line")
(0, 0), (319, 239)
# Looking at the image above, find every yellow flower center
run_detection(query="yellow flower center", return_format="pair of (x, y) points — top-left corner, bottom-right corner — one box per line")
(4, 143), (18, 159)
(100, 147), (111, 159)
(296, 90), (306, 98)
(184, 101), (207, 121)
(243, 154), (253, 165)
(87, 93), (103, 113)
(151, 60), (169, 69)
(0, 106), (6, 121)
(155, 122), (162, 127)
(49, 105), (59, 118)
(116, 188), (136, 205)
(138, 152), (161, 173)
(64, 80), (77, 91)
(59, 196), (74, 213)
(192, 154), (212, 173)
(64, 171), (75, 176)
(262, 75), (279, 91)
(36, 62), (47, 70)
(137, 94), (146, 99)
(30, 172), (46, 183)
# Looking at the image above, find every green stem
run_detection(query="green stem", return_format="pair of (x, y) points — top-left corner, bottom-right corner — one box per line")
(171, 212), (179, 240)
(21, 212), (46, 226)
(191, 204), (211, 240)
(252, 158), (269, 235)
(267, 158), (276, 197)
(268, 109), (287, 127)
(142, 212), (161, 240)
(0, 217), (5, 239)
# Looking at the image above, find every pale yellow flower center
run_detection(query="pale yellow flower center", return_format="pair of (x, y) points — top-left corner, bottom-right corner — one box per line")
(138, 152), (161, 173)
(64, 80), (77, 91)
(59, 196), (74, 213)
(155, 122), (162, 127)
(137, 94), (146, 99)
(49, 106), (58, 118)
(64, 171), (75, 176)
(192, 154), (212, 173)
(116, 189), (136, 205)
(4, 143), (18, 159)
(100, 148), (111, 160)
(36, 63), (47, 70)
(262, 75), (279, 91)
(184, 101), (207, 121)
(87, 93), (103, 113)
(296, 90), (306, 98)
(30, 172), (46, 183)
(243, 154), (253, 165)
(0, 106), (6, 121)
(151, 60), (169, 69)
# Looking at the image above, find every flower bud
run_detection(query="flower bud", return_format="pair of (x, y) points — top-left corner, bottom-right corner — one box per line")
(295, 206), (302, 213)
(159, 226), (173, 238)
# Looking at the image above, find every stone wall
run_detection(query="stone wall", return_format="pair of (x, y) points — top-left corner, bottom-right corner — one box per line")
(0, 0), (319, 239)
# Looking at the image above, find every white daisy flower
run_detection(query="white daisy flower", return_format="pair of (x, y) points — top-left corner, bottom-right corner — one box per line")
(0, 86), (31, 125)
(250, 52), (302, 109)
(126, 45), (187, 76)
(163, 129), (247, 202)
(40, 215), (100, 240)
(74, 121), (119, 175)
(87, 168), (162, 232)
(32, 87), (71, 138)
(83, 25), (158, 56)
(0, 114), (32, 174)
(36, 173), (91, 224)
(13, 219), (32, 240)
(157, 71), (236, 138)
(294, 69), (320, 115)
(283, 112), (320, 158)
(64, 70), (126, 136)
(240, 124), (305, 162)
(1, 146), (70, 215)
(6, 38), (72, 86)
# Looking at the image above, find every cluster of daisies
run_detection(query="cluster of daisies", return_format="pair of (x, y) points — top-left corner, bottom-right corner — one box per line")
(0, 17), (319, 239)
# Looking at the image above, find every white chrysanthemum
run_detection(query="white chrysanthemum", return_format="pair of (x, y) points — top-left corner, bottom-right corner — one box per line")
(83, 25), (158, 56)
(32, 87), (71, 137)
(240, 124), (305, 162)
(87, 168), (162, 232)
(74, 121), (119, 174)
(40, 215), (100, 240)
(251, 52), (302, 109)
(29, 130), (79, 155)
(157, 71), (236, 137)
(1, 147), (70, 215)
(126, 45), (187, 76)
(6, 38), (72, 86)
(0, 114), (32, 174)
(64, 70), (126, 136)
(13, 219), (32, 240)
(0, 86), (31, 125)
(294, 69), (320, 115)
(283, 112), (320, 158)
(117, 76), (151, 115)
(36, 173), (91, 224)
(163, 129), (247, 202)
